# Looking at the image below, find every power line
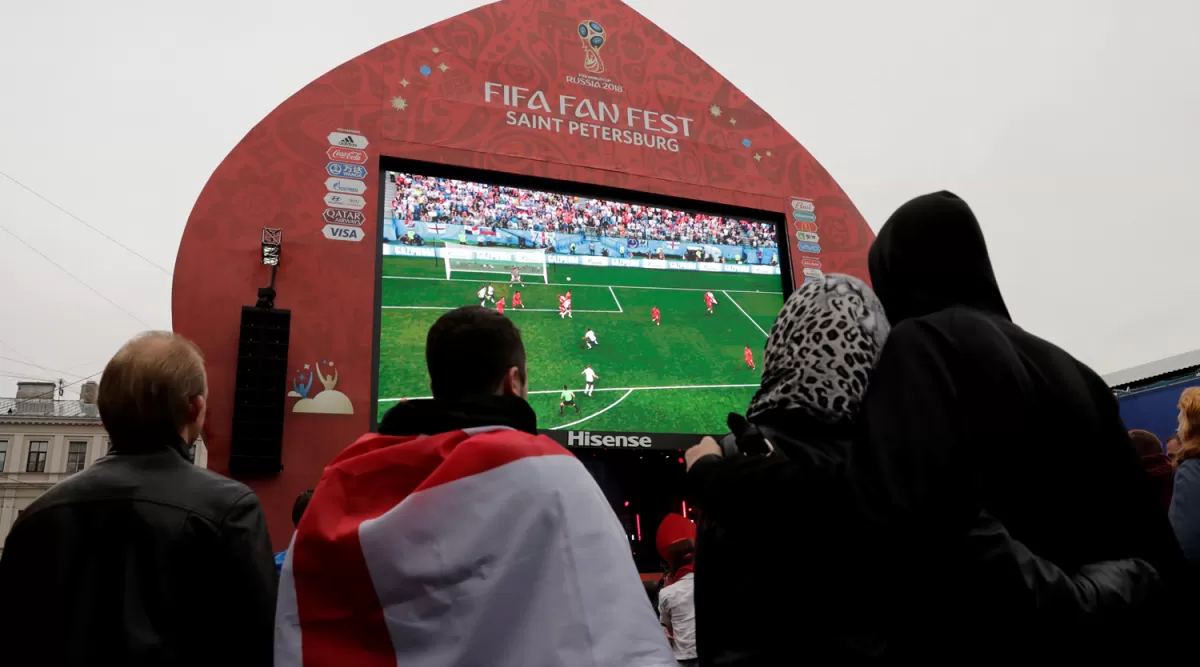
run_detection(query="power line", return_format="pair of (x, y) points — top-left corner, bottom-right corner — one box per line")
(0, 355), (87, 379)
(3, 370), (104, 407)
(0, 170), (173, 275)
(0, 222), (153, 328)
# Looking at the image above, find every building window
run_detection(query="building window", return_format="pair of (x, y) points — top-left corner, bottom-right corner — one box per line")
(66, 441), (88, 473)
(26, 441), (48, 473)
(0, 440), (7, 473)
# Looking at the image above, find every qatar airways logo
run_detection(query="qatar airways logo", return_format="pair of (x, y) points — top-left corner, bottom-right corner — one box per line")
(568, 431), (652, 448)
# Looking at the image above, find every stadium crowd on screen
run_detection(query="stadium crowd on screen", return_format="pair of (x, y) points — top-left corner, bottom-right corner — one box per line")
(390, 173), (778, 248)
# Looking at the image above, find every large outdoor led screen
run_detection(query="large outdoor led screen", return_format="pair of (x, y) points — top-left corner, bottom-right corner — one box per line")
(375, 168), (787, 441)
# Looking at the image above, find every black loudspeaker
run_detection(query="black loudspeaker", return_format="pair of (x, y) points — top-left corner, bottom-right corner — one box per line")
(229, 307), (291, 476)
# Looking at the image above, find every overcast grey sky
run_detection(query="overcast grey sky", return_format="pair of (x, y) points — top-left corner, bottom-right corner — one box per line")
(1, 0), (1197, 397)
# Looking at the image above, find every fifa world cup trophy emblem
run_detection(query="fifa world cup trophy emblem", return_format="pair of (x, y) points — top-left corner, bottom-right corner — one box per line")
(578, 20), (606, 74)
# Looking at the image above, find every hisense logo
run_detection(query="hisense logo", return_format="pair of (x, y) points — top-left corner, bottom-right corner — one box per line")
(567, 431), (652, 448)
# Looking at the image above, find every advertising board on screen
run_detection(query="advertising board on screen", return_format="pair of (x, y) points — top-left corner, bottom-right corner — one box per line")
(375, 169), (788, 449)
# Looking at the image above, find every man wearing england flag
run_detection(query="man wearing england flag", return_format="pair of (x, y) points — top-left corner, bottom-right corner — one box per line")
(275, 307), (673, 667)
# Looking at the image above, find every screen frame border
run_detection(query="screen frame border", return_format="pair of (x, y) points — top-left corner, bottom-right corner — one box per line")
(371, 155), (795, 445)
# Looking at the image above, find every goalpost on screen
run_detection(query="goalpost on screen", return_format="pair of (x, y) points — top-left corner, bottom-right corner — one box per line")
(442, 242), (549, 283)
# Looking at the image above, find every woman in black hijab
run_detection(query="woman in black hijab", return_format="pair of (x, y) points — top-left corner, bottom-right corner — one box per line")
(854, 191), (1180, 660)
(685, 269), (1163, 665)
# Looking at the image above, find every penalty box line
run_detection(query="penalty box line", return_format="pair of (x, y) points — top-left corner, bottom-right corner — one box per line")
(723, 290), (769, 337)
(379, 382), (760, 403)
(382, 306), (620, 313)
(382, 274), (782, 295)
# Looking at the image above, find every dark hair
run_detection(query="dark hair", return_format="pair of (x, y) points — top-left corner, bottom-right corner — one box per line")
(1129, 430), (1164, 458)
(292, 489), (314, 527)
(426, 307), (526, 399)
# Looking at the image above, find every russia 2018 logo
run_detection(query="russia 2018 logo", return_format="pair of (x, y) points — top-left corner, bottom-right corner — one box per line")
(578, 20), (606, 74)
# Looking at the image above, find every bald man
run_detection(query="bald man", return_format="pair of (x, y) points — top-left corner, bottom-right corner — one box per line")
(0, 331), (276, 667)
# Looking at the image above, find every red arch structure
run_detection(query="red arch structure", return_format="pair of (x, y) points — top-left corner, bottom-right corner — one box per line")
(174, 0), (873, 544)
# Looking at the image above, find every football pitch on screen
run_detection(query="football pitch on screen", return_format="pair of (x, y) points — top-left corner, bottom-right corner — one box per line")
(377, 255), (783, 434)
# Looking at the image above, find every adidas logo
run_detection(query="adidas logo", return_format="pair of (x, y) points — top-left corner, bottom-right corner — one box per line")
(338, 135), (359, 147)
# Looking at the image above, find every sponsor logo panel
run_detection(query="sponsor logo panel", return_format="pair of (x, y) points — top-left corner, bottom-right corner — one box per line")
(324, 193), (367, 210)
(326, 162), (368, 179)
(327, 132), (369, 149)
(326, 147), (369, 164)
(322, 224), (365, 242)
(323, 209), (365, 226)
(325, 178), (368, 195)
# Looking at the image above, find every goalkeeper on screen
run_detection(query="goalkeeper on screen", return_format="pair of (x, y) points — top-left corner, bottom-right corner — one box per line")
(510, 266), (524, 287)
(560, 385), (581, 415)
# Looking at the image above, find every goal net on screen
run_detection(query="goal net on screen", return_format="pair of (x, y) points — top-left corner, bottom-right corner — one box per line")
(442, 242), (549, 283)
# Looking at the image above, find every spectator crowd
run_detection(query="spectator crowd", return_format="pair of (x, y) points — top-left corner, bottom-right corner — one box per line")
(391, 173), (779, 248)
(3, 191), (1199, 667)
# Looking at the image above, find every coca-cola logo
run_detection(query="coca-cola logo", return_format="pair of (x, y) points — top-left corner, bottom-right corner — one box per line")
(325, 147), (369, 164)
(322, 209), (365, 226)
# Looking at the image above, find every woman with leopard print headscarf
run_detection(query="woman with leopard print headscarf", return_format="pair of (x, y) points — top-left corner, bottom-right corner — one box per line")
(683, 273), (891, 665)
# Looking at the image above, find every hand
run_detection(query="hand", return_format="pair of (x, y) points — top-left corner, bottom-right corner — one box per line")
(685, 436), (722, 471)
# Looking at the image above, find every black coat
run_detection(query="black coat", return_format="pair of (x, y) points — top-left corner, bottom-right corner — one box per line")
(0, 439), (277, 667)
(855, 191), (1189, 659)
(686, 410), (883, 665)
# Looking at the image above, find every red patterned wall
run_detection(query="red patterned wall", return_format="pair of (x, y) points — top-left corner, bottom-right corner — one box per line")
(173, 0), (873, 546)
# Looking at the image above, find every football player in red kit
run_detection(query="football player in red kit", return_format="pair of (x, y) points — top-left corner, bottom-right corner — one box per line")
(651, 306), (661, 326)
(513, 291), (524, 309)
(496, 296), (506, 314)
(704, 291), (718, 315)
(744, 346), (756, 370)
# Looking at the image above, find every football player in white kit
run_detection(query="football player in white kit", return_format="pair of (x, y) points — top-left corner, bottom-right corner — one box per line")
(582, 327), (599, 349)
(477, 286), (487, 306)
(486, 284), (496, 304)
(580, 364), (600, 396)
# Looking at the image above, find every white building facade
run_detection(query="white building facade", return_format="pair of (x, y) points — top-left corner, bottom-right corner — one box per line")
(0, 381), (207, 558)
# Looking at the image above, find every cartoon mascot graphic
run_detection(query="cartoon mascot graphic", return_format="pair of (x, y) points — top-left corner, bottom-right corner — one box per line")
(578, 20), (606, 74)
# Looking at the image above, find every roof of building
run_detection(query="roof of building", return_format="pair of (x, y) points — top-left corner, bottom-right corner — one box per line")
(1104, 348), (1200, 388)
(0, 398), (101, 421)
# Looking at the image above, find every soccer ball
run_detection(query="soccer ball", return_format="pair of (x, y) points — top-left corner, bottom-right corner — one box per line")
(567, 277), (572, 281)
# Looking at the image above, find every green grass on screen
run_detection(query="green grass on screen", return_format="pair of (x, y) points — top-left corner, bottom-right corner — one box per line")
(377, 256), (783, 434)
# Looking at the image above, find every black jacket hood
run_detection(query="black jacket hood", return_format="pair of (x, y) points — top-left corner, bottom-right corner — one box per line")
(377, 394), (538, 437)
(868, 191), (1011, 324)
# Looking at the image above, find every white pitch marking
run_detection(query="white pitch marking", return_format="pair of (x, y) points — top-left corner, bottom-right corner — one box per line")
(381, 306), (620, 313)
(723, 290), (769, 337)
(378, 382), (759, 403)
(608, 286), (623, 313)
(381, 274), (782, 295)
(550, 389), (634, 430)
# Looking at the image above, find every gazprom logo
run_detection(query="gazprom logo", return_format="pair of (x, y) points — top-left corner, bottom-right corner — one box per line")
(568, 431), (652, 448)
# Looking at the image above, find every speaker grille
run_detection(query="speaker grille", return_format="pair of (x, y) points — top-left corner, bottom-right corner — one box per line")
(229, 307), (291, 476)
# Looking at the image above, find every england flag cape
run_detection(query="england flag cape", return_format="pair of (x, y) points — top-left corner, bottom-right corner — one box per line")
(275, 409), (675, 667)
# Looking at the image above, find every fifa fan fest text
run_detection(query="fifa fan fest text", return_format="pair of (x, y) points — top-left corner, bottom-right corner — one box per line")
(484, 82), (694, 153)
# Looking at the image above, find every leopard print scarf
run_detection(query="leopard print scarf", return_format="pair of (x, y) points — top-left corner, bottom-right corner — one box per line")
(748, 274), (890, 424)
